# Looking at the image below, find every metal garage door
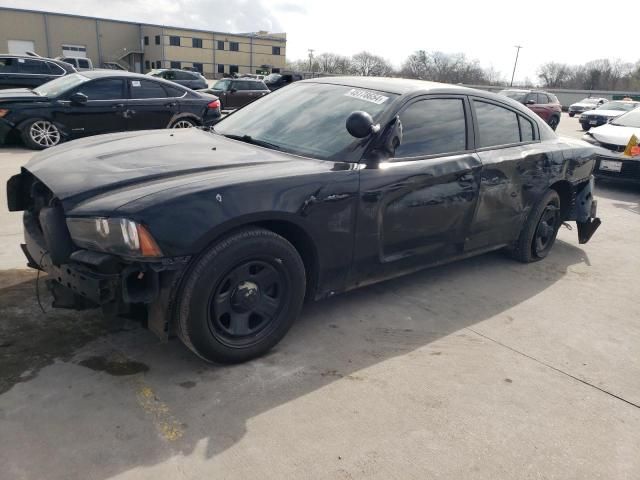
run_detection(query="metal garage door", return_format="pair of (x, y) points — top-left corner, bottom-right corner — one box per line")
(8, 40), (35, 55)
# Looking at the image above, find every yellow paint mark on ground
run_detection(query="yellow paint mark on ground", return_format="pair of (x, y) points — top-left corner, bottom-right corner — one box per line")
(136, 384), (184, 441)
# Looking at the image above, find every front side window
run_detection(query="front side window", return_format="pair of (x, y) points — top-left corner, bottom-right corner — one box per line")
(75, 79), (125, 100)
(129, 79), (167, 99)
(215, 83), (397, 160)
(395, 98), (467, 158)
(0, 58), (19, 73)
(20, 59), (51, 74)
(474, 101), (521, 148)
(214, 79), (230, 91)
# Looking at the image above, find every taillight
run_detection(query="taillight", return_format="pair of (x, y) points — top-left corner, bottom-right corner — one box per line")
(207, 99), (220, 110)
(0, 109), (9, 118)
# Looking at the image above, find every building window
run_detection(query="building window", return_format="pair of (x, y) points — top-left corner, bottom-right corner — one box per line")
(229, 65), (239, 74)
(272, 46), (281, 55)
(229, 42), (239, 52)
(155, 60), (162, 69)
(145, 60), (150, 70)
(155, 35), (161, 45)
(272, 68), (280, 73)
(144, 36), (149, 46)
(217, 41), (225, 50)
(192, 38), (203, 48)
(193, 63), (203, 73)
(169, 36), (180, 47)
(217, 64), (225, 74)
(170, 61), (181, 69)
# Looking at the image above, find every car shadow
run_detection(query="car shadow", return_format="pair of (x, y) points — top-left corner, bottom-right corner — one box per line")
(0, 240), (591, 479)
(595, 179), (640, 215)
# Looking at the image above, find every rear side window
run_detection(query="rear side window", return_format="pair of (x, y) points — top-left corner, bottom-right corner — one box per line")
(395, 98), (467, 158)
(174, 71), (195, 81)
(537, 93), (549, 104)
(76, 79), (124, 100)
(130, 79), (167, 99)
(518, 115), (535, 142)
(256, 81), (269, 91)
(164, 84), (186, 97)
(474, 101), (520, 147)
(47, 62), (66, 75)
(20, 59), (51, 74)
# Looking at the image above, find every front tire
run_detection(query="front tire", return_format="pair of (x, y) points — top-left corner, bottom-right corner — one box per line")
(21, 119), (62, 150)
(568, 112), (575, 117)
(508, 190), (562, 263)
(581, 123), (590, 131)
(177, 228), (306, 363)
(548, 116), (559, 131)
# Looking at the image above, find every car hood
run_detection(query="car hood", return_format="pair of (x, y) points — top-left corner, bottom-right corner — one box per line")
(24, 129), (328, 211)
(581, 109), (627, 118)
(589, 123), (640, 146)
(0, 88), (49, 104)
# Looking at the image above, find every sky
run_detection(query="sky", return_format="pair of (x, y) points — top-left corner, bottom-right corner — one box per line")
(1, 0), (637, 83)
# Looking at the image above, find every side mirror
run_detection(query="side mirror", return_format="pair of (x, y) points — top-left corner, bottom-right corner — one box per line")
(229, 88), (237, 93)
(70, 92), (88, 105)
(525, 99), (536, 105)
(346, 111), (379, 138)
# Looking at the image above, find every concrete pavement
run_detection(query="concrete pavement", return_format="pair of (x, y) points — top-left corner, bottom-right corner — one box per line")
(1, 114), (639, 479)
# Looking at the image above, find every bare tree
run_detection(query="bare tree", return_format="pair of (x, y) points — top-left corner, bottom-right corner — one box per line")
(350, 51), (393, 77)
(316, 52), (352, 74)
(537, 62), (572, 88)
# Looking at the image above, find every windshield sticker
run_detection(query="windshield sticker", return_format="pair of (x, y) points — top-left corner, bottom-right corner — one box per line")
(344, 89), (389, 105)
(131, 81), (141, 87)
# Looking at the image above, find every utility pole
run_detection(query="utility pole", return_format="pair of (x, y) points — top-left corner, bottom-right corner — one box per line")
(308, 49), (315, 73)
(510, 45), (522, 87)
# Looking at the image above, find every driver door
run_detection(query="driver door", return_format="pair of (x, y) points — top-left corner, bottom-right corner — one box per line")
(54, 78), (127, 138)
(352, 95), (482, 284)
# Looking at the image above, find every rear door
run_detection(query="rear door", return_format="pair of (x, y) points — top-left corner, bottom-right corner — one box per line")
(55, 78), (127, 137)
(466, 98), (553, 249)
(127, 78), (180, 130)
(354, 95), (482, 282)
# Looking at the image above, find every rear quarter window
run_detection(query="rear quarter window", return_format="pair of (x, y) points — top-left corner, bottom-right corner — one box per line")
(474, 100), (521, 148)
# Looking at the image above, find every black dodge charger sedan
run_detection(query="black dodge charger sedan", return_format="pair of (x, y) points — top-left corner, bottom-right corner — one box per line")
(0, 71), (221, 149)
(7, 77), (601, 363)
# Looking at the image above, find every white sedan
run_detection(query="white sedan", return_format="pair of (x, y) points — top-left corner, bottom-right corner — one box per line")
(583, 108), (640, 182)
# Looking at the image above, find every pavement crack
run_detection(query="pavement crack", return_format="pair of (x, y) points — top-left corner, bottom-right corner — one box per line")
(466, 327), (640, 411)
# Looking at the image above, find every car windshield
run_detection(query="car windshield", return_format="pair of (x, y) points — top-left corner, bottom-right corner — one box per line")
(499, 90), (527, 102)
(213, 80), (231, 90)
(264, 73), (282, 83)
(214, 82), (398, 160)
(610, 109), (640, 128)
(33, 73), (89, 97)
(598, 101), (636, 111)
(581, 98), (600, 104)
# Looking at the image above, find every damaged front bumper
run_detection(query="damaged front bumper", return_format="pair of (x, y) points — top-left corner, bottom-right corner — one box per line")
(21, 208), (190, 339)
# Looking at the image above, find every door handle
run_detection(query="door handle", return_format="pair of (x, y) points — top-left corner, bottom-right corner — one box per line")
(165, 102), (177, 107)
(113, 103), (125, 109)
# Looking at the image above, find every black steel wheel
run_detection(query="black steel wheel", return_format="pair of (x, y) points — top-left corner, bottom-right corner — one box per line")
(209, 259), (289, 348)
(508, 189), (562, 263)
(177, 228), (306, 363)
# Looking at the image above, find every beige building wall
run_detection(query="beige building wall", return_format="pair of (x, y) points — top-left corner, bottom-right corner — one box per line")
(0, 10), (48, 56)
(0, 7), (287, 79)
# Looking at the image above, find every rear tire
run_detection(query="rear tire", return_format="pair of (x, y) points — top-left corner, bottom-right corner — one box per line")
(170, 118), (197, 129)
(581, 123), (590, 131)
(568, 112), (575, 117)
(508, 190), (561, 263)
(21, 119), (62, 150)
(177, 228), (306, 364)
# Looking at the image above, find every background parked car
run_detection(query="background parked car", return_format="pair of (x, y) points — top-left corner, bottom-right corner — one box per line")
(583, 108), (640, 182)
(264, 72), (303, 91)
(201, 78), (270, 110)
(579, 100), (639, 131)
(56, 56), (93, 71)
(0, 71), (220, 149)
(148, 69), (207, 90)
(0, 54), (76, 90)
(568, 97), (607, 117)
(498, 89), (562, 130)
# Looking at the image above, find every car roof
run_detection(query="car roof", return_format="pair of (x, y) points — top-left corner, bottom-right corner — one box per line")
(80, 70), (161, 80)
(0, 53), (71, 65)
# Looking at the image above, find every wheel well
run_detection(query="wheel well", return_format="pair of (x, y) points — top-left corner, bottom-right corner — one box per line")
(550, 180), (572, 219)
(252, 220), (319, 301)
